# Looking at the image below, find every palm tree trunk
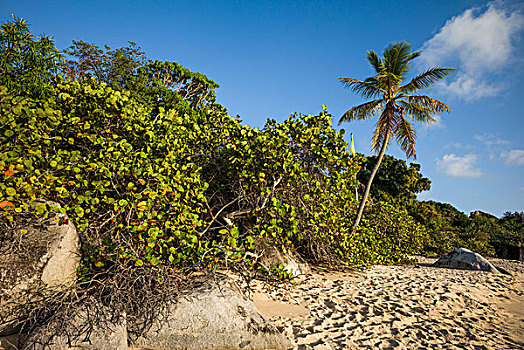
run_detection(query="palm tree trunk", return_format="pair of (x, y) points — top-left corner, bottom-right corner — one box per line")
(351, 131), (390, 235)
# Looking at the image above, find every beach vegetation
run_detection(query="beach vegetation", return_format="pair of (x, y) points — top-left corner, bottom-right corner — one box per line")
(1, 19), (520, 303)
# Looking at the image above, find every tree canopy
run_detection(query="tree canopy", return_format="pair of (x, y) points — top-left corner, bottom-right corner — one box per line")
(0, 16), (62, 98)
(339, 42), (453, 158)
(358, 154), (431, 203)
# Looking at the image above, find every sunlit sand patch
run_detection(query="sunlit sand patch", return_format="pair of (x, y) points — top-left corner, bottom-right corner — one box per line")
(252, 292), (309, 318)
(246, 257), (524, 349)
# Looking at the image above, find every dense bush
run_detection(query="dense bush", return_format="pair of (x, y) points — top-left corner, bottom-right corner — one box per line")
(497, 211), (523, 246)
(0, 81), (207, 274)
(0, 76), (366, 283)
(407, 201), (467, 255)
(351, 203), (427, 265)
(405, 200), (522, 257)
(1, 16), (435, 282)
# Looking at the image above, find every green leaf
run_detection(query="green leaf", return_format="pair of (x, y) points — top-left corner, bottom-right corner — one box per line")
(75, 207), (85, 217)
(6, 187), (16, 196)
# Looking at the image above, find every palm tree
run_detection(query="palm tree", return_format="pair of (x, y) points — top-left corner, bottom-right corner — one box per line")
(339, 42), (454, 235)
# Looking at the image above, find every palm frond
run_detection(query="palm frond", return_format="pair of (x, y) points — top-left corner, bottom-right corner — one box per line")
(387, 43), (408, 76)
(384, 42), (420, 78)
(366, 50), (385, 75)
(338, 99), (384, 125)
(393, 117), (417, 158)
(400, 67), (455, 93)
(397, 100), (436, 124)
(401, 48), (422, 77)
(383, 72), (403, 90)
(407, 95), (451, 114)
(339, 77), (384, 99)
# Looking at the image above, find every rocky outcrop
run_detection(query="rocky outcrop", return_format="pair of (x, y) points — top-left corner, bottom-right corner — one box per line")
(469, 210), (497, 219)
(130, 276), (291, 350)
(22, 299), (127, 350)
(0, 201), (80, 336)
(18, 277), (289, 350)
(433, 248), (501, 273)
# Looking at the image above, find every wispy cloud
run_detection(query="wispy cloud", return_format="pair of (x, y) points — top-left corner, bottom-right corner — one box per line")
(445, 142), (476, 151)
(420, 2), (524, 100)
(474, 133), (510, 147)
(474, 132), (511, 158)
(436, 153), (483, 178)
(501, 149), (524, 165)
(419, 114), (446, 133)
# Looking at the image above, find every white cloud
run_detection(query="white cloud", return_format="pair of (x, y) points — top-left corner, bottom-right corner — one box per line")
(420, 2), (524, 100)
(501, 149), (524, 165)
(436, 153), (483, 177)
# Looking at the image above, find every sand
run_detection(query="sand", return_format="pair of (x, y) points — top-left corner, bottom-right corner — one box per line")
(246, 256), (524, 349)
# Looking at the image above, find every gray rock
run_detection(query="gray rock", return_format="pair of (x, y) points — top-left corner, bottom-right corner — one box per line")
(0, 201), (80, 335)
(22, 299), (127, 350)
(433, 248), (501, 273)
(130, 276), (290, 350)
(255, 239), (309, 277)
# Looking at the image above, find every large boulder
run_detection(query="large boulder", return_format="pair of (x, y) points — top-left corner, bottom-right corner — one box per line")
(130, 275), (291, 350)
(22, 299), (127, 350)
(0, 201), (80, 335)
(432, 248), (501, 273)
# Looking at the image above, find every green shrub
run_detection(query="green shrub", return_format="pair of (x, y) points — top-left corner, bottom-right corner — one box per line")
(408, 200), (501, 256)
(348, 202), (427, 265)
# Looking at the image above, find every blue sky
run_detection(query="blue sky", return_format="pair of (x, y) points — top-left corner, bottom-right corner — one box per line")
(2, 0), (523, 216)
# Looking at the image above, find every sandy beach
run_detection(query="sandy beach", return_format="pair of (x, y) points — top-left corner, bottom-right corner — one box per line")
(247, 257), (524, 349)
